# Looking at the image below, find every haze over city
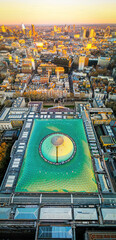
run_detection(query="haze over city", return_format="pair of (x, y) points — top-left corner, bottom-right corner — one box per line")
(0, 0), (116, 25)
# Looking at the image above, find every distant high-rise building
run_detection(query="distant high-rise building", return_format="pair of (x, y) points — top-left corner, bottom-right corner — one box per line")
(29, 30), (32, 38)
(54, 25), (57, 32)
(31, 24), (35, 36)
(82, 27), (86, 38)
(64, 25), (68, 32)
(105, 26), (110, 36)
(68, 25), (71, 32)
(86, 29), (89, 38)
(57, 27), (61, 33)
(22, 24), (26, 35)
(73, 24), (75, 32)
(89, 29), (95, 38)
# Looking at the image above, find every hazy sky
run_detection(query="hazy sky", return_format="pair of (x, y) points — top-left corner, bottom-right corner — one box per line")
(0, 0), (116, 25)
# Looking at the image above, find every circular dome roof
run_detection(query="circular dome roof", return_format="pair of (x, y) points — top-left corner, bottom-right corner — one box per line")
(51, 135), (64, 146)
(39, 133), (76, 165)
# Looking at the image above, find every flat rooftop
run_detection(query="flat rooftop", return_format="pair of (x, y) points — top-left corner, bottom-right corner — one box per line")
(100, 135), (114, 145)
(89, 108), (113, 113)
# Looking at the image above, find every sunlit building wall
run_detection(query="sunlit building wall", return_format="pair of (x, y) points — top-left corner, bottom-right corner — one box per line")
(89, 29), (96, 38)
(54, 25), (57, 32)
(40, 75), (49, 84)
(55, 67), (65, 75)
(78, 56), (85, 71)
(1, 25), (6, 33)
(84, 57), (89, 66)
(22, 58), (34, 73)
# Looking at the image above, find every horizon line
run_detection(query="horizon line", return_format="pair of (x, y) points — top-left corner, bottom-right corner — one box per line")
(1, 23), (116, 26)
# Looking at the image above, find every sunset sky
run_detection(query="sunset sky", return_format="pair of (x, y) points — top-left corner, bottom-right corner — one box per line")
(0, 0), (116, 25)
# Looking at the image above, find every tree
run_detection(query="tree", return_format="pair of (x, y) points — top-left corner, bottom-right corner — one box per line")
(4, 100), (12, 107)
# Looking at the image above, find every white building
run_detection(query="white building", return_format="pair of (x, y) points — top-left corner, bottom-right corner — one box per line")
(0, 121), (12, 130)
(98, 57), (110, 67)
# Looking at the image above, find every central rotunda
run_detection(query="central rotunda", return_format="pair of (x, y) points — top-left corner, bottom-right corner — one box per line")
(39, 133), (76, 165)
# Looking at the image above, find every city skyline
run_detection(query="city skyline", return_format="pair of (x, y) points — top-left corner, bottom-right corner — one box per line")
(0, 0), (116, 25)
